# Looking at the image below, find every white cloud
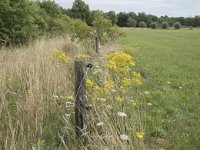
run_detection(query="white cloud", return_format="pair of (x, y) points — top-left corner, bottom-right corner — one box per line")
(54, 0), (200, 17)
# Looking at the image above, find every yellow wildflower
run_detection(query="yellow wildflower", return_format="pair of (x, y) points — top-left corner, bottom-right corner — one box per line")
(116, 97), (124, 103)
(93, 85), (101, 91)
(52, 48), (69, 63)
(86, 79), (93, 88)
(122, 78), (131, 86)
(75, 53), (90, 59)
(136, 132), (144, 140)
(133, 78), (142, 86)
(105, 82), (113, 89)
(49, 56), (54, 62)
(133, 102), (137, 106)
(132, 72), (141, 79)
(103, 89), (109, 94)
(107, 51), (136, 76)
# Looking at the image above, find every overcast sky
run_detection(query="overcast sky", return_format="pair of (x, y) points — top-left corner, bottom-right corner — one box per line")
(54, 0), (200, 17)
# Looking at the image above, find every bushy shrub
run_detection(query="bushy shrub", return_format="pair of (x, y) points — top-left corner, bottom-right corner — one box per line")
(161, 22), (169, 29)
(93, 14), (123, 43)
(174, 22), (181, 29)
(71, 19), (92, 41)
(139, 21), (147, 28)
(150, 22), (158, 29)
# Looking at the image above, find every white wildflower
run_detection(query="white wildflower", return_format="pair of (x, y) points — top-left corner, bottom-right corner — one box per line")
(179, 87), (183, 89)
(111, 89), (117, 93)
(99, 98), (107, 102)
(117, 112), (127, 117)
(96, 122), (104, 126)
(167, 81), (171, 84)
(53, 95), (59, 98)
(144, 91), (150, 95)
(147, 103), (152, 106)
(120, 134), (129, 141)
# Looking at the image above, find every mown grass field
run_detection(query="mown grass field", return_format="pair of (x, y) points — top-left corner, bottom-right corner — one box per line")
(120, 29), (200, 149)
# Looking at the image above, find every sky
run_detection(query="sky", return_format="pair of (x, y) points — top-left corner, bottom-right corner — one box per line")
(54, 0), (200, 17)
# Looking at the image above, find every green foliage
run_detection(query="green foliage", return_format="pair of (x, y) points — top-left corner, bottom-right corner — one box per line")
(69, 0), (92, 25)
(150, 22), (158, 29)
(71, 19), (91, 41)
(117, 12), (129, 27)
(37, 0), (62, 17)
(37, 0), (72, 35)
(93, 14), (122, 43)
(106, 11), (118, 25)
(127, 17), (137, 27)
(0, 0), (73, 46)
(161, 21), (169, 29)
(0, 0), (41, 45)
(139, 21), (147, 28)
(174, 22), (181, 29)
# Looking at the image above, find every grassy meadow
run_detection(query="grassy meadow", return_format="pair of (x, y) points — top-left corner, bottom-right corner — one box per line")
(120, 29), (200, 149)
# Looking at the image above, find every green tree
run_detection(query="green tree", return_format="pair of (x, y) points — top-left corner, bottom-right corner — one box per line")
(127, 18), (137, 27)
(161, 21), (169, 29)
(37, 0), (62, 17)
(69, 0), (92, 25)
(139, 21), (147, 28)
(150, 22), (158, 29)
(37, 0), (72, 34)
(117, 12), (129, 27)
(106, 11), (118, 25)
(174, 22), (181, 29)
(93, 14), (122, 43)
(0, 0), (40, 45)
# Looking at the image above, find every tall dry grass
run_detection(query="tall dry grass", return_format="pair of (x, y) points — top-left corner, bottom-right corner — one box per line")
(0, 37), (145, 150)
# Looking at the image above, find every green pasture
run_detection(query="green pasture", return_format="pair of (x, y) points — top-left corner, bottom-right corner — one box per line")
(120, 29), (200, 149)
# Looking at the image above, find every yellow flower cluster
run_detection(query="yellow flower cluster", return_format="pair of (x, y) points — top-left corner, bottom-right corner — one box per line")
(107, 51), (142, 87)
(136, 132), (144, 140)
(75, 53), (90, 59)
(121, 78), (131, 86)
(107, 51), (136, 75)
(50, 48), (69, 63)
(86, 79), (93, 88)
(116, 97), (124, 103)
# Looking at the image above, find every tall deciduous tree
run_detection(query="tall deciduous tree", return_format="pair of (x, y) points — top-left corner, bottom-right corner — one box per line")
(106, 11), (118, 25)
(69, 0), (92, 25)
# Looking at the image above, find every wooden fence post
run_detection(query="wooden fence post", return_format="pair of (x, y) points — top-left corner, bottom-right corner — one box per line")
(74, 59), (87, 138)
(95, 36), (100, 54)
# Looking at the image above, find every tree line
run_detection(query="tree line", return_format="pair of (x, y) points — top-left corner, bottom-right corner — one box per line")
(114, 12), (200, 28)
(1, 0), (200, 46)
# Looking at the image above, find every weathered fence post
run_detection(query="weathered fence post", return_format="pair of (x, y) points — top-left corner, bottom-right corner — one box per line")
(74, 59), (87, 138)
(95, 36), (100, 54)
